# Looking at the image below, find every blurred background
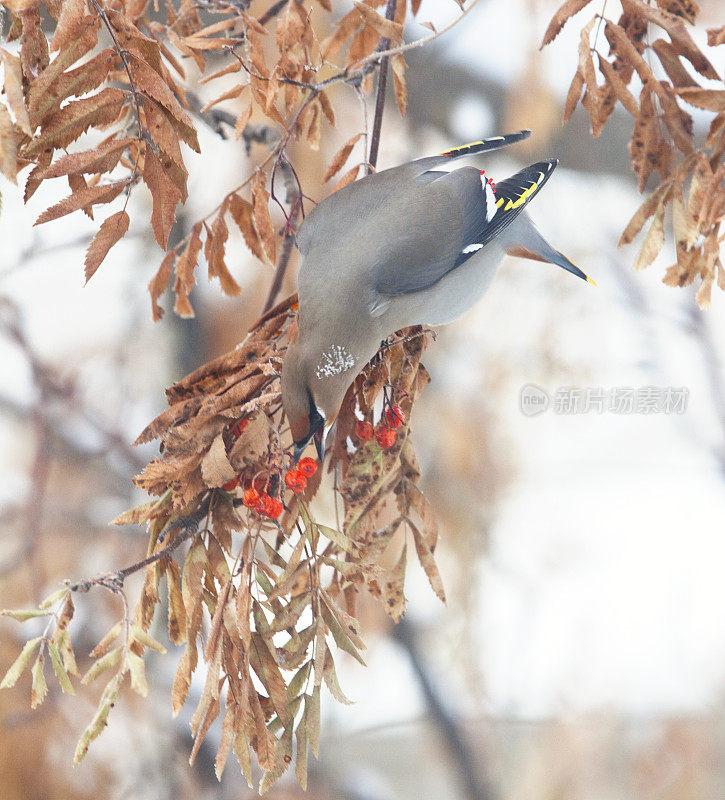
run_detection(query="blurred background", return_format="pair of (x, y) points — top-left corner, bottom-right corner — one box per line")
(1, 0), (724, 798)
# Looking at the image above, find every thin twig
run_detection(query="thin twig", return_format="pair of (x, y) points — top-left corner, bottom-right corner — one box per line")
(70, 494), (212, 593)
(258, 0), (289, 27)
(368, 0), (398, 172)
(88, 0), (144, 205)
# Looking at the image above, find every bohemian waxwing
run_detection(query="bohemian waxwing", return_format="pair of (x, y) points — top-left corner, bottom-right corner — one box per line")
(282, 130), (595, 461)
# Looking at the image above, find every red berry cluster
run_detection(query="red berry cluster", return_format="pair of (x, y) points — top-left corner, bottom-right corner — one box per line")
(242, 486), (283, 519)
(284, 456), (318, 494)
(354, 403), (405, 450)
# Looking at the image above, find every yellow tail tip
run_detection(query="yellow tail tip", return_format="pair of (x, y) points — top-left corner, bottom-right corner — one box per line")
(586, 276), (598, 287)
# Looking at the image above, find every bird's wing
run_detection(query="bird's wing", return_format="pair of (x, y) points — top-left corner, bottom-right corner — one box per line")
(408, 129), (531, 176)
(296, 131), (531, 256)
(372, 159), (559, 300)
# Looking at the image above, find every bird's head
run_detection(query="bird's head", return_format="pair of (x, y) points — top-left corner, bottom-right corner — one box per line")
(281, 341), (339, 464)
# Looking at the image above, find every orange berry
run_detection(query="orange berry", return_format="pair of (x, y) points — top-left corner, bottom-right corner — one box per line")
(298, 457), (318, 478)
(266, 497), (284, 519)
(385, 405), (405, 429)
(375, 426), (396, 448)
(285, 469), (300, 489)
(242, 487), (260, 508)
(285, 469), (307, 494)
(256, 492), (273, 514)
(355, 420), (374, 441)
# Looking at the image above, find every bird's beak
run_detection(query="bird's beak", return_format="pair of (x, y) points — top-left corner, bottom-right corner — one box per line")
(313, 427), (325, 461)
(506, 245), (597, 286)
(552, 251), (597, 286)
(292, 440), (307, 465)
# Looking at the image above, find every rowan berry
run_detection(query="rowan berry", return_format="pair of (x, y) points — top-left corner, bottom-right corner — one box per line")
(266, 497), (284, 519)
(375, 426), (396, 448)
(243, 487), (260, 508)
(298, 457), (318, 477)
(355, 420), (374, 441)
(285, 469), (307, 494)
(384, 405), (405, 429)
(256, 492), (273, 515)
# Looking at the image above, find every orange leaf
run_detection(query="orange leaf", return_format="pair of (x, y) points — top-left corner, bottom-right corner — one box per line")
(229, 194), (265, 261)
(252, 172), (277, 263)
(68, 173), (94, 220)
(0, 103), (18, 183)
(34, 181), (126, 226)
(149, 250), (175, 322)
(50, 0), (91, 53)
(651, 38), (697, 88)
(143, 99), (185, 168)
(673, 88), (725, 113)
(352, 1), (403, 43)
(391, 53), (407, 116)
(28, 46), (118, 127)
(596, 54), (639, 116)
(127, 53), (199, 152)
(175, 222), (203, 311)
(143, 146), (181, 249)
(26, 88), (126, 155)
(707, 26), (725, 46)
(620, 0), (719, 79)
(40, 138), (134, 179)
(562, 68), (585, 124)
(332, 164), (360, 192)
(323, 132), (363, 183)
(1, 49), (31, 135)
(234, 97), (253, 140)
(540, 0), (596, 48)
(84, 210), (130, 282)
(318, 90), (336, 128)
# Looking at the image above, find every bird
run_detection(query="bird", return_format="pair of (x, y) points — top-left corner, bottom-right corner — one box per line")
(281, 130), (595, 461)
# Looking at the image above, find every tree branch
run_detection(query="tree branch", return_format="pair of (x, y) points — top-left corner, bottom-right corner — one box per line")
(368, 0), (398, 172)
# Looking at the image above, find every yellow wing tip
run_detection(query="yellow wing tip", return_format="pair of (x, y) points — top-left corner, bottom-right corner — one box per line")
(586, 275), (598, 287)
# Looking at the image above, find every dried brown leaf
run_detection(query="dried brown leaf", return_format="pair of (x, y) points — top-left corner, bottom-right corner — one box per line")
(229, 193), (266, 261)
(41, 138), (134, 180)
(323, 132), (363, 183)
(252, 172), (277, 263)
(707, 26), (725, 47)
(143, 146), (181, 249)
(50, 0), (90, 52)
(597, 54), (639, 116)
(333, 164), (361, 192)
(352, 2), (403, 43)
(1, 50), (31, 135)
(540, 0), (596, 48)
(84, 210), (130, 282)
(563, 68), (585, 124)
(633, 205), (665, 271)
(673, 88), (725, 113)
(651, 38), (697, 88)
(620, 0), (719, 79)
(34, 181), (126, 226)
(619, 180), (674, 245)
(391, 53), (408, 116)
(149, 251), (175, 322)
(0, 103), (18, 183)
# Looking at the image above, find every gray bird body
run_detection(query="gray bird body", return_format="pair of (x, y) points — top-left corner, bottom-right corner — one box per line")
(282, 132), (594, 458)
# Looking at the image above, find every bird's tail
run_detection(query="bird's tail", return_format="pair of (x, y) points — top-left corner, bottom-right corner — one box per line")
(470, 159), (559, 251)
(439, 130), (531, 159)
